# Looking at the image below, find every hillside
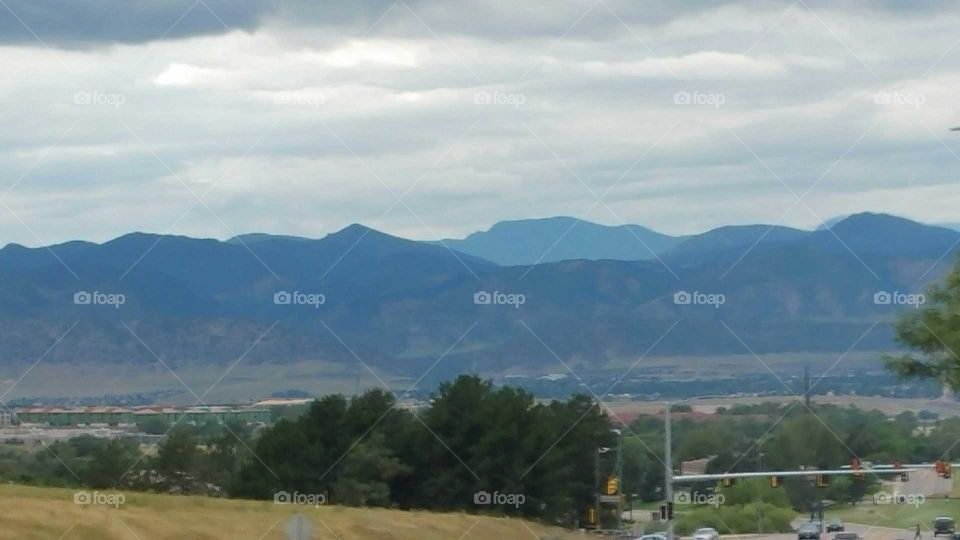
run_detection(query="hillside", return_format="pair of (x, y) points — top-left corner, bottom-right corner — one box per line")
(0, 212), (956, 397)
(0, 485), (577, 540)
(436, 216), (684, 265)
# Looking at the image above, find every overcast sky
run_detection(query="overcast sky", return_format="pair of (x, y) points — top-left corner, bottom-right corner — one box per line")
(2, 0), (960, 246)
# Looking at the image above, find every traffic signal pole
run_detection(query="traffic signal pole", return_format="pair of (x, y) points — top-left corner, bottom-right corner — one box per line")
(665, 402), (673, 540)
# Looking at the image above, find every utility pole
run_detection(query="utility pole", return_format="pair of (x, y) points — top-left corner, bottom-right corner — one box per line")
(664, 401), (673, 540)
(615, 429), (623, 532)
(594, 447), (601, 530)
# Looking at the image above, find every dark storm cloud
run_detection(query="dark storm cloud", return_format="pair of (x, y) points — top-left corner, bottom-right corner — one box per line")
(0, 0), (273, 46)
(2, 0), (956, 49)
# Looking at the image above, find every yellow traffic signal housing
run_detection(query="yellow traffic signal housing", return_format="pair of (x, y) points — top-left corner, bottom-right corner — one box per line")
(769, 476), (783, 488)
(606, 477), (618, 495)
(816, 474), (830, 488)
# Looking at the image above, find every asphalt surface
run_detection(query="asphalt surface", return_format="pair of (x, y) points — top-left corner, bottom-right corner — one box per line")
(676, 523), (917, 540)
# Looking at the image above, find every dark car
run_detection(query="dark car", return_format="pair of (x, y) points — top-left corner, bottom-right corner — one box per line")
(827, 521), (844, 533)
(799, 524), (822, 540)
(935, 517), (956, 537)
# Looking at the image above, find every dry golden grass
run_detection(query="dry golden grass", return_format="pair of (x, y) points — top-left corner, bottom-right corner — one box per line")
(0, 484), (580, 540)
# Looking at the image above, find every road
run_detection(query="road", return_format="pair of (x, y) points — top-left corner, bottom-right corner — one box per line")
(675, 523), (916, 540)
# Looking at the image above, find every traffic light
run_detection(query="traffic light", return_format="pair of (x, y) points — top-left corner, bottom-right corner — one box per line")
(659, 501), (674, 520)
(769, 476), (783, 488)
(606, 477), (618, 495)
(720, 477), (736, 488)
(851, 458), (864, 480)
(816, 474), (830, 488)
(944, 463), (952, 479)
(900, 472), (910, 482)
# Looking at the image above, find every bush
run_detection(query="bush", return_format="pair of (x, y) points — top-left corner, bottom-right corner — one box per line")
(675, 502), (795, 535)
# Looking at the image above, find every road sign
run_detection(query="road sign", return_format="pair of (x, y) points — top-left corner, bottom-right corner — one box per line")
(599, 495), (621, 504)
(284, 514), (313, 540)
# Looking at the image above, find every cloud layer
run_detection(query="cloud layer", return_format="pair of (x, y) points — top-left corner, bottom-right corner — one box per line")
(1, 0), (959, 247)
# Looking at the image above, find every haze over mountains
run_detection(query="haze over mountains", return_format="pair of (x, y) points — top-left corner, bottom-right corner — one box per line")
(1, 212), (958, 391)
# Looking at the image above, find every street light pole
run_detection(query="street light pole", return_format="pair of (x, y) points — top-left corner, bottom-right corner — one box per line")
(665, 401), (673, 540)
(615, 429), (623, 532)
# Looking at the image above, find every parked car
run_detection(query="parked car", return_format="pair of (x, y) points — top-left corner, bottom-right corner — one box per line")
(693, 528), (720, 540)
(827, 520), (844, 533)
(935, 517), (956, 537)
(798, 523), (822, 540)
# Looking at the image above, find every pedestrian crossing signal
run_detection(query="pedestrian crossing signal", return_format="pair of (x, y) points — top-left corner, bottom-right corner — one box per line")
(816, 474), (830, 487)
(769, 476), (783, 488)
(606, 477), (618, 495)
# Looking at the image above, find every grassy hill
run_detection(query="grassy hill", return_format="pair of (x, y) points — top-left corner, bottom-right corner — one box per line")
(0, 485), (578, 540)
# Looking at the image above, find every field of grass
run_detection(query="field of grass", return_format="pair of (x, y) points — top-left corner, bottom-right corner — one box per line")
(0, 485), (580, 540)
(833, 478), (960, 531)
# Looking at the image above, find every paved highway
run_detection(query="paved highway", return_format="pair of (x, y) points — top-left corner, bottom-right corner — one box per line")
(675, 523), (916, 540)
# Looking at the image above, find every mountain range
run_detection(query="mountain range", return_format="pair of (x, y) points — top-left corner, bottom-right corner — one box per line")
(0, 213), (957, 390)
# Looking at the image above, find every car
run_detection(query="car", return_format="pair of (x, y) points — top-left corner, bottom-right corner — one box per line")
(693, 528), (720, 540)
(935, 517), (956, 537)
(827, 521), (844, 533)
(639, 535), (667, 540)
(811, 521), (824, 532)
(834, 533), (859, 540)
(798, 523), (822, 540)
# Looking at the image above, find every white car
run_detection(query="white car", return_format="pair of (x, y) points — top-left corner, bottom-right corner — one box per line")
(694, 528), (721, 540)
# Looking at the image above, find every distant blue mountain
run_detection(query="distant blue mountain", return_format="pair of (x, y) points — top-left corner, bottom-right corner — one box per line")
(435, 216), (684, 265)
(0, 212), (957, 379)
